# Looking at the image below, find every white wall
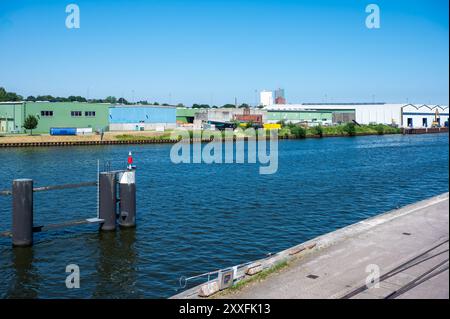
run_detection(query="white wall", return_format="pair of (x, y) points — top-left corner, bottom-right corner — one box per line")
(109, 123), (177, 131)
(260, 91), (273, 106)
(401, 104), (449, 128)
(206, 108), (267, 123)
(264, 103), (449, 127)
(266, 104), (403, 125)
(353, 104), (403, 125)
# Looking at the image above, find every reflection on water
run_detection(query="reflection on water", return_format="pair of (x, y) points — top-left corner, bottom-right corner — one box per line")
(93, 229), (139, 298)
(6, 248), (39, 298)
(2, 228), (139, 299)
(0, 133), (448, 298)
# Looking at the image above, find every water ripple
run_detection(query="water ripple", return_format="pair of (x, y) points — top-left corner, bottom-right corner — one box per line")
(0, 133), (448, 298)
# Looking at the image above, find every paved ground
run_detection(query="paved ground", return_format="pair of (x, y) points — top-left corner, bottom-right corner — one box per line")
(0, 130), (171, 144)
(216, 194), (449, 299)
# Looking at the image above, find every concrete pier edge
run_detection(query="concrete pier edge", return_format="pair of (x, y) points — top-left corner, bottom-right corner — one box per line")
(171, 192), (449, 299)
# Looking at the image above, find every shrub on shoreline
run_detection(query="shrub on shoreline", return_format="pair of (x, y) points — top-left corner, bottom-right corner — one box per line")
(311, 125), (324, 137)
(290, 126), (307, 138)
(343, 123), (357, 136)
(112, 123), (402, 143)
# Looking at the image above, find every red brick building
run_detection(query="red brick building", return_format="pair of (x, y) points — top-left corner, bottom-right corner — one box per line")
(275, 96), (286, 104)
(233, 108), (263, 124)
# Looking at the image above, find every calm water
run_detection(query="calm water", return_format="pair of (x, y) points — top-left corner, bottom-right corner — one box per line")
(0, 134), (448, 298)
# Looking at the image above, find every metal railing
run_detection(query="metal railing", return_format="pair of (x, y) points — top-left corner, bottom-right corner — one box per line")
(0, 181), (96, 196)
(0, 169), (137, 246)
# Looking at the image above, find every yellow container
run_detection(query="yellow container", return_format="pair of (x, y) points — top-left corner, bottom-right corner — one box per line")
(263, 123), (282, 130)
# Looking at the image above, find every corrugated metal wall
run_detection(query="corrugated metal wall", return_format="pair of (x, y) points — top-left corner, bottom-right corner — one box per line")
(25, 102), (110, 133)
(267, 110), (334, 122)
(0, 103), (24, 133)
(109, 106), (176, 124)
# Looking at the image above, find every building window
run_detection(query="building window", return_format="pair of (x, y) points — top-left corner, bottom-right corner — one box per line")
(71, 111), (82, 117)
(422, 118), (428, 127)
(85, 111), (96, 117)
(41, 110), (53, 117)
(407, 118), (413, 127)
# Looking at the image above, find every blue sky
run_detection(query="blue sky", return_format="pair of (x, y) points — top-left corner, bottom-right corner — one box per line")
(0, 0), (448, 106)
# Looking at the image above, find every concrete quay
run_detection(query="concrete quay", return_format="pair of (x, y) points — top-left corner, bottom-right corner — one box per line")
(172, 193), (449, 299)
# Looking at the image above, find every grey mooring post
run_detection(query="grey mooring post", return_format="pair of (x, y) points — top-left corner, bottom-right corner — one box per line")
(99, 172), (117, 231)
(12, 179), (34, 247)
(118, 170), (136, 228)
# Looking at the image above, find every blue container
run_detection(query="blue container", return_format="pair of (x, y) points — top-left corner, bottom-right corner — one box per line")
(50, 128), (77, 136)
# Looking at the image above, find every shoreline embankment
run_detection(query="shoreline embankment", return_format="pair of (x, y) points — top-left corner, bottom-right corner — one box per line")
(1, 127), (448, 148)
(172, 192), (449, 299)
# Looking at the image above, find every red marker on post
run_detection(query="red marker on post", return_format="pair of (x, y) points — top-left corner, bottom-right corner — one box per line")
(127, 151), (133, 170)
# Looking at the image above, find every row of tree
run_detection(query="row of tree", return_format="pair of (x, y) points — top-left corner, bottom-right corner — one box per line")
(192, 103), (255, 109)
(1, 87), (260, 108)
(22, 95), (147, 105)
(0, 87), (23, 101)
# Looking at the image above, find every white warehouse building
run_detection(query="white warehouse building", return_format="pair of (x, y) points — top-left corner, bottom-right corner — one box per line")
(401, 104), (449, 128)
(260, 90), (274, 106)
(265, 103), (449, 128)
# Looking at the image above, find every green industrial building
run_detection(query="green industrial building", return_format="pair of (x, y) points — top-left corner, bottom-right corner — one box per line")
(1, 103), (359, 134)
(0, 102), (109, 134)
(266, 109), (355, 124)
(267, 110), (333, 122)
(0, 102), (23, 133)
(176, 107), (203, 123)
(175, 107), (356, 126)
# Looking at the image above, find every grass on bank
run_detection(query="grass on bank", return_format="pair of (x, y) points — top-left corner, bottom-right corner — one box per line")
(281, 122), (401, 138)
(114, 123), (401, 142)
(213, 260), (290, 297)
(115, 133), (174, 141)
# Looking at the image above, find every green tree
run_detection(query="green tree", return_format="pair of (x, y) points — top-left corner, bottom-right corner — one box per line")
(36, 95), (55, 102)
(231, 120), (241, 128)
(118, 97), (129, 104)
(374, 124), (385, 135)
(0, 87), (23, 101)
(105, 96), (117, 104)
(287, 122), (296, 129)
(192, 104), (210, 108)
(290, 125), (306, 138)
(343, 122), (356, 136)
(55, 96), (69, 102)
(245, 121), (254, 129)
(312, 124), (324, 137)
(277, 120), (286, 128)
(68, 95), (87, 102)
(23, 115), (38, 135)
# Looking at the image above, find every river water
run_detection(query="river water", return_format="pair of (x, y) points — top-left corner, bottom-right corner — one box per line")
(0, 133), (448, 298)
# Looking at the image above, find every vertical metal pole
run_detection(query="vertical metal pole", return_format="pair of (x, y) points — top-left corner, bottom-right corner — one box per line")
(99, 172), (117, 231)
(12, 179), (33, 247)
(118, 170), (136, 228)
(97, 160), (100, 219)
